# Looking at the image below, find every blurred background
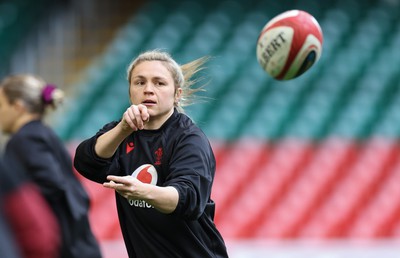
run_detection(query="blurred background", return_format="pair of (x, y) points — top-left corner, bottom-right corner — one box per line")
(2, 0), (400, 257)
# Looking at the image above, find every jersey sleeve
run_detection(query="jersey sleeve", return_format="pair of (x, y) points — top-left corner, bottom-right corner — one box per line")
(166, 132), (215, 220)
(73, 121), (121, 183)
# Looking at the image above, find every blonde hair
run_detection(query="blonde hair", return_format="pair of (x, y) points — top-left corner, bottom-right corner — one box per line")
(127, 50), (209, 113)
(0, 74), (64, 117)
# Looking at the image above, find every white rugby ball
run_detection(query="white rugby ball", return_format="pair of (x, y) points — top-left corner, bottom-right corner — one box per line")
(256, 10), (323, 80)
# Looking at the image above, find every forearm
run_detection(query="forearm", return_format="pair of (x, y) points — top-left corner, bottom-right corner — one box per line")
(104, 175), (179, 213)
(95, 122), (132, 158)
(143, 185), (179, 214)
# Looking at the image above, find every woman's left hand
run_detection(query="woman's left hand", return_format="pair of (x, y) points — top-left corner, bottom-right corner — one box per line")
(103, 175), (148, 200)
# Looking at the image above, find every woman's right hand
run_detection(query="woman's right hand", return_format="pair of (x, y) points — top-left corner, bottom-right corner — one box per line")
(121, 104), (150, 131)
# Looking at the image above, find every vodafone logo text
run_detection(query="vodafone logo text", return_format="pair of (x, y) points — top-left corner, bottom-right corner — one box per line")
(128, 164), (158, 208)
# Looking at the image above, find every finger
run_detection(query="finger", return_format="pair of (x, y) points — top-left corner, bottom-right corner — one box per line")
(138, 104), (150, 122)
(127, 105), (143, 130)
(106, 175), (131, 185)
(126, 107), (139, 130)
(122, 116), (137, 131)
(106, 175), (123, 183)
(103, 180), (123, 189)
(123, 109), (138, 131)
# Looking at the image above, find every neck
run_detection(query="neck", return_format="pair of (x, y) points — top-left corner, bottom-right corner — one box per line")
(144, 109), (174, 130)
(11, 113), (40, 133)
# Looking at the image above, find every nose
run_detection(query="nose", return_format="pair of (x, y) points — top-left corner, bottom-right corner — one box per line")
(143, 83), (155, 93)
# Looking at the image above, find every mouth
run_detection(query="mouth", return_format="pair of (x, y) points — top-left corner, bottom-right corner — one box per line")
(142, 100), (156, 106)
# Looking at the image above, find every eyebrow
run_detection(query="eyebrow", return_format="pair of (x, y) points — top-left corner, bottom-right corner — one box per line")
(132, 75), (168, 81)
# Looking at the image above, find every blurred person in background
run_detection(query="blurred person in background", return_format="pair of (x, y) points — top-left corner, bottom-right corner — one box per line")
(74, 50), (229, 258)
(0, 74), (102, 258)
(0, 157), (60, 258)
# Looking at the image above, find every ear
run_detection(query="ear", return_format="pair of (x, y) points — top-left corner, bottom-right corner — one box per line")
(175, 88), (182, 104)
(13, 99), (27, 113)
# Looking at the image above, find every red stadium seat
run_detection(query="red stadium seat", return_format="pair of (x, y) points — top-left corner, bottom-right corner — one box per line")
(217, 139), (314, 238)
(212, 139), (268, 224)
(255, 139), (355, 238)
(298, 139), (398, 238)
(348, 153), (400, 238)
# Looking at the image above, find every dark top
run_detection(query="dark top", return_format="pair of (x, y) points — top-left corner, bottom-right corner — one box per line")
(4, 120), (102, 258)
(74, 110), (228, 258)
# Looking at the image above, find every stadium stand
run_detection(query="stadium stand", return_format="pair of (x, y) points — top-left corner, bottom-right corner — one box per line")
(0, 0), (58, 77)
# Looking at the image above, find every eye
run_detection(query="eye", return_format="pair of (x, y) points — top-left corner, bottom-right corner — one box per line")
(155, 81), (166, 86)
(134, 80), (145, 86)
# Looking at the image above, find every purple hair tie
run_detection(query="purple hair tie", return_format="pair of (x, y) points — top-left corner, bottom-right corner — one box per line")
(42, 84), (56, 104)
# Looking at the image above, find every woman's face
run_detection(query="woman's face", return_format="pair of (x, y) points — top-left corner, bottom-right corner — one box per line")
(0, 89), (19, 134)
(129, 60), (181, 124)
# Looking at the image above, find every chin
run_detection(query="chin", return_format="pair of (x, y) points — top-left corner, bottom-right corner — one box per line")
(146, 109), (155, 116)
